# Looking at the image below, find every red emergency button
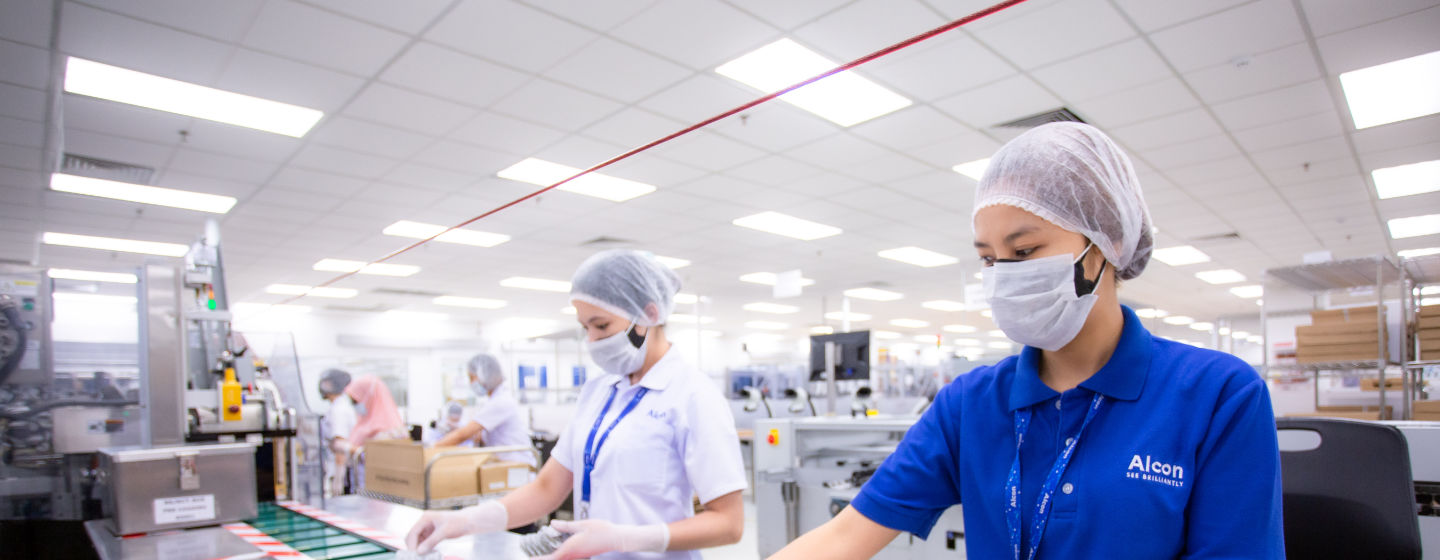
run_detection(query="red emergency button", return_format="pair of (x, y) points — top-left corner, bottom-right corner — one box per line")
(766, 429), (779, 446)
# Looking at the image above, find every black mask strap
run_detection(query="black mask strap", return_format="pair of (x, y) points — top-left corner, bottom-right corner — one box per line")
(626, 324), (646, 348)
(1074, 246), (1107, 297)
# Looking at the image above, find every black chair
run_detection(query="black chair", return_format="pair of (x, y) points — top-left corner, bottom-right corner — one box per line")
(1277, 418), (1422, 559)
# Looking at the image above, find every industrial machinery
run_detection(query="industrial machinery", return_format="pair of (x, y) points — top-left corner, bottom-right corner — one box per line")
(754, 415), (966, 558)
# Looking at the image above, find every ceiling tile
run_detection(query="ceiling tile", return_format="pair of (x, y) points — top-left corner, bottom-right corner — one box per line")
(1261, 156), (1357, 186)
(0, 39), (49, 90)
(242, 0), (409, 76)
(59, 2), (232, 84)
(165, 148), (278, 185)
(0, 0), (52, 48)
(0, 115), (43, 149)
(932, 75), (1062, 129)
(288, 144), (401, 178)
(1210, 80), (1334, 131)
(1148, 0), (1306, 72)
(725, 156), (823, 187)
(490, 79), (623, 130)
(648, 130), (765, 171)
(1183, 43), (1321, 104)
(1108, 108), (1223, 151)
(519, 0), (657, 32)
(1299, 0), (1439, 37)
(705, 103), (837, 153)
(1110, 0), (1251, 32)
(308, 116), (434, 159)
(1030, 38), (1172, 103)
(353, 183), (448, 209)
(380, 42), (532, 109)
(784, 134), (890, 170)
(0, 82), (44, 123)
(970, 0), (1136, 69)
(641, 74), (755, 123)
(268, 167), (370, 196)
(793, 0), (946, 61)
(426, 0), (597, 72)
(1249, 136), (1351, 172)
(381, 162), (483, 192)
(1070, 78), (1200, 129)
(1351, 114), (1440, 155)
(1138, 134), (1242, 169)
(1164, 156), (1257, 186)
(94, 0), (263, 42)
(407, 141), (516, 178)
(543, 37), (692, 103)
(724, 0), (852, 30)
(611, 0), (778, 70)
(1231, 111), (1344, 153)
(448, 112), (565, 155)
(246, 187), (344, 212)
(1314, 5), (1440, 74)
(343, 82), (477, 136)
(836, 153), (932, 183)
(0, 142), (41, 172)
(864, 34), (1017, 102)
(299, 0), (453, 34)
(849, 106), (969, 151)
(215, 48), (365, 114)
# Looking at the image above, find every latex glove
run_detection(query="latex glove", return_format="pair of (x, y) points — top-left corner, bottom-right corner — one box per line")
(535, 519), (670, 560)
(405, 500), (507, 554)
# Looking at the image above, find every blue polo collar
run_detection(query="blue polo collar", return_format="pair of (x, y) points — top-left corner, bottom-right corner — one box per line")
(1007, 305), (1153, 411)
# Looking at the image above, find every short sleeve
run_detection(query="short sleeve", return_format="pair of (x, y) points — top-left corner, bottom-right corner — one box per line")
(679, 383), (749, 504)
(850, 383), (964, 539)
(469, 398), (515, 431)
(552, 423), (575, 471)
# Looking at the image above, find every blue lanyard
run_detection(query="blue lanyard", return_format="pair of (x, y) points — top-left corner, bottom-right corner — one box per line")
(1005, 393), (1105, 560)
(581, 384), (650, 505)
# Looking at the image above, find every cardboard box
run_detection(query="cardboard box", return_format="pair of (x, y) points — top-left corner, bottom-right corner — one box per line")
(1419, 305), (1440, 319)
(1420, 317), (1440, 330)
(1412, 400), (1440, 414)
(1412, 412), (1440, 422)
(1310, 306), (1380, 324)
(478, 461), (533, 495)
(1361, 377), (1404, 391)
(1418, 329), (1440, 342)
(1295, 321), (1382, 338)
(364, 440), (493, 501)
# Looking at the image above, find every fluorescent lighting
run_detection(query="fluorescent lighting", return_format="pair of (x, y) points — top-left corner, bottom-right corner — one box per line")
(500, 277), (572, 293)
(973, 271), (983, 280)
(1189, 321), (1214, 331)
(810, 326), (835, 335)
(1399, 247), (1440, 258)
(745, 320), (789, 330)
(943, 324), (977, 333)
(914, 334), (940, 344)
(739, 272), (816, 287)
(652, 255), (691, 269)
(1423, 286), (1440, 296)
(64, 56), (322, 137)
(1423, 297), (1440, 306)
(825, 311), (871, 321)
(1195, 269), (1246, 285)
(715, 38), (911, 127)
(313, 258), (420, 277)
(382, 220), (509, 247)
(1388, 214), (1440, 239)
(732, 211), (842, 241)
(951, 158), (991, 181)
(497, 158), (655, 202)
(980, 309), (993, 318)
(42, 232), (188, 257)
(1135, 308), (1169, 318)
(1218, 327), (1231, 335)
(744, 302), (799, 314)
(232, 302), (311, 319)
(1373, 160), (1440, 199)
(953, 338), (981, 346)
(1247, 335), (1263, 344)
(878, 246), (958, 268)
(264, 284), (357, 299)
(562, 306), (577, 315)
(1163, 315), (1194, 326)
(670, 313), (716, 324)
(50, 173), (236, 213)
(51, 292), (137, 304)
(675, 293), (700, 305)
(844, 287), (903, 301)
(383, 310), (448, 321)
(47, 268), (136, 284)
(872, 330), (902, 340)
(742, 333), (784, 342)
(890, 318), (930, 328)
(988, 341), (1013, 350)
(433, 296), (507, 309)
(923, 300), (967, 312)
(1231, 331), (1250, 339)
(1229, 285), (1263, 298)
(987, 329), (1006, 337)
(1339, 50), (1440, 129)
(1152, 245), (1211, 266)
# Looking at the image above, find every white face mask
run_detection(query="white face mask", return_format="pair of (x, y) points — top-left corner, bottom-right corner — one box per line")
(983, 244), (1107, 352)
(586, 321), (649, 376)
(471, 381), (489, 399)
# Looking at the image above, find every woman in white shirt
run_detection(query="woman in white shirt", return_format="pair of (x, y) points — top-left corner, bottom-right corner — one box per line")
(433, 353), (536, 467)
(318, 369), (357, 496)
(407, 250), (747, 559)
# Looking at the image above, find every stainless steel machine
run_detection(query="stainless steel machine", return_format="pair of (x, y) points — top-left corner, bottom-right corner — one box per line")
(754, 415), (967, 558)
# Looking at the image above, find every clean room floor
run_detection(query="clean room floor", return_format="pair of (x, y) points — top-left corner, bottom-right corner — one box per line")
(701, 495), (761, 560)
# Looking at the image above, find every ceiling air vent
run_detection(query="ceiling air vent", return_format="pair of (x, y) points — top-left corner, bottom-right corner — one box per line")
(1191, 232), (1243, 243)
(60, 153), (154, 184)
(372, 287), (444, 298)
(995, 108), (1087, 129)
(581, 236), (636, 248)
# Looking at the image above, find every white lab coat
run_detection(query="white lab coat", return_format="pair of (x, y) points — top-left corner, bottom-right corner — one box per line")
(465, 391), (535, 467)
(322, 397), (358, 495)
(553, 349), (748, 560)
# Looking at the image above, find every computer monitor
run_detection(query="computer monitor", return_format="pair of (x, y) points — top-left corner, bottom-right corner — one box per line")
(809, 331), (870, 382)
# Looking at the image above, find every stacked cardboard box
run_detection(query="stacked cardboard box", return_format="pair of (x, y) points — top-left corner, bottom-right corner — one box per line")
(364, 439), (495, 501)
(1419, 305), (1440, 360)
(1295, 305), (1385, 364)
(1413, 400), (1440, 422)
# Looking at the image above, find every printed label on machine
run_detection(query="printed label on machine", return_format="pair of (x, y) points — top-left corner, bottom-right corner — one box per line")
(153, 494), (216, 525)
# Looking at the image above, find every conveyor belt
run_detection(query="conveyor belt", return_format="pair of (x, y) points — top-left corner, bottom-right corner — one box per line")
(245, 502), (397, 559)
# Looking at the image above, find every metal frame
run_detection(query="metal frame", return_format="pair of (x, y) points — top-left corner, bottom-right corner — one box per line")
(1402, 255), (1440, 410)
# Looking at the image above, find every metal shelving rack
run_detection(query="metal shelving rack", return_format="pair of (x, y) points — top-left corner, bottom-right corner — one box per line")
(1401, 254), (1440, 409)
(1262, 256), (1405, 418)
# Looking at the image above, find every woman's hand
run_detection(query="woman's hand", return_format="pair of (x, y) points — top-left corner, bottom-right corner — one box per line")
(534, 519), (668, 560)
(405, 501), (507, 553)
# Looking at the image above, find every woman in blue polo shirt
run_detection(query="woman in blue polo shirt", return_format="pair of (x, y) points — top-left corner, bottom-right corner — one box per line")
(771, 122), (1283, 559)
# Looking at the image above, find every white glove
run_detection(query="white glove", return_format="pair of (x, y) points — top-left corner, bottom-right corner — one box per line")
(535, 519), (670, 560)
(405, 500), (508, 554)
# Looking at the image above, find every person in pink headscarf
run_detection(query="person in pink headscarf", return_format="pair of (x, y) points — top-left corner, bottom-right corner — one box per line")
(344, 375), (406, 448)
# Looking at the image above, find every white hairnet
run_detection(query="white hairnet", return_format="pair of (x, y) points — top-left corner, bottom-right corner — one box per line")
(570, 249), (682, 327)
(445, 401), (464, 420)
(466, 354), (504, 391)
(972, 122), (1154, 280)
(318, 369), (351, 398)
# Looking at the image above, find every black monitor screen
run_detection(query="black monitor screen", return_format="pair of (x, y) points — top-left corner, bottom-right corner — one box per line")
(809, 331), (870, 382)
